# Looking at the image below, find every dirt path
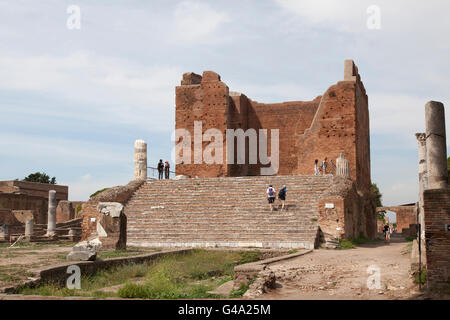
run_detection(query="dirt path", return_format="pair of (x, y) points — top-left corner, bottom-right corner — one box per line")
(261, 236), (422, 300)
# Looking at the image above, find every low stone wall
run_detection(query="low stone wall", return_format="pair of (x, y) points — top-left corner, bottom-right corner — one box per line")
(3, 249), (191, 293)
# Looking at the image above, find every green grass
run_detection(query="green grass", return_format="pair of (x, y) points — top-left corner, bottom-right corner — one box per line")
(414, 268), (427, 285)
(17, 249), (261, 299)
(97, 249), (150, 259)
(90, 188), (109, 198)
(287, 249), (298, 254)
(405, 235), (418, 242)
(229, 279), (255, 298)
(336, 233), (383, 250)
(336, 239), (355, 250)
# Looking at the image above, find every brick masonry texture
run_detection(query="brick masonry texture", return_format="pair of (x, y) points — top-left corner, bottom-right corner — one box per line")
(423, 188), (450, 289)
(0, 181), (69, 225)
(0, 180), (68, 201)
(81, 180), (145, 242)
(124, 175), (377, 249)
(175, 61), (371, 194)
(377, 205), (418, 233)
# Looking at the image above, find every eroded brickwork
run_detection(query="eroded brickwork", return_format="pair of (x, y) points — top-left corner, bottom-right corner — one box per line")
(175, 60), (371, 193)
(376, 205), (418, 233)
(423, 189), (450, 289)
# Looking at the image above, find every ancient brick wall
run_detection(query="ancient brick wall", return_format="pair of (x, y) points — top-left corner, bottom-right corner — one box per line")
(317, 176), (377, 242)
(81, 180), (144, 241)
(396, 207), (418, 233)
(0, 193), (48, 224)
(56, 201), (85, 223)
(423, 188), (450, 289)
(175, 71), (229, 177)
(0, 180), (68, 201)
(174, 60), (371, 193)
(377, 205), (418, 233)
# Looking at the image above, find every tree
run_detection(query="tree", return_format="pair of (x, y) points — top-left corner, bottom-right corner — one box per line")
(23, 172), (57, 184)
(370, 183), (385, 222)
(447, 157), (450, 187)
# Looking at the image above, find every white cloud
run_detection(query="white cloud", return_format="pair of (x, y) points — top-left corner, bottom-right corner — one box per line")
(172, 1), (231, 43)
(370, 93), (450, 149)
(66, 176), (130, 201)
(274, 0), (450, 38)
(0, 52), (181, 131)
(0, 132), (130, 166)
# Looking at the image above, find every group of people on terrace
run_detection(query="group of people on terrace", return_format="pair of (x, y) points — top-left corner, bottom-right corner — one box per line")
(314, 157), (335, 175)
(157, 159), (171, 180)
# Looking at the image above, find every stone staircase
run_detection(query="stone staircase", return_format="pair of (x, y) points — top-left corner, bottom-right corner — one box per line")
(124, 175), (333, 249)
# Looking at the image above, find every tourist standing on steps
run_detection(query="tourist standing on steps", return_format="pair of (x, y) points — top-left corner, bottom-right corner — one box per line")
(314, 159), (321, 175)
(267, 185), (276, 212)
(157, 159), (164, 180)
(278, 185), (287, 211)
(321, 157), (328, 174)
(164, 161), (170, 179)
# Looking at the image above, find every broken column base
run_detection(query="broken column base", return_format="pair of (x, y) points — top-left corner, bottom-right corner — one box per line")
(67, 238), (102, 261)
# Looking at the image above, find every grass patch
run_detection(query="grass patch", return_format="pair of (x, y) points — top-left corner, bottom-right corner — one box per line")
(97, 249), (149, 259)
(229, 279), (254, 298)
(288, 249), (298, 254)
(336, 234), (383, 250)
(336, 239), (355, 250)
(17, 249), (262, 299)
(414, 269), (427, 285)
(90, 188), (109, 198)
(405, 235), (417, 242)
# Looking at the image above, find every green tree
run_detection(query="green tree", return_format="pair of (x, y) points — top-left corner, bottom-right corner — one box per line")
(370, 183), (385, 221)
(23, 172), (57, 184)
(447, 157), (450, 187)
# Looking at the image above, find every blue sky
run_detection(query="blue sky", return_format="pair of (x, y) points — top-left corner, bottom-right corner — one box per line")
(0, 0), (449, 211)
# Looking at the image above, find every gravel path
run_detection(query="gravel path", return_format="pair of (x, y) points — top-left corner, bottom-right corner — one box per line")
(260, 236), (422, 300)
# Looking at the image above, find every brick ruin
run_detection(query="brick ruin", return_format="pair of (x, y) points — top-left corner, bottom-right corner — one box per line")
(169, 60), (375, 245)
(376, 204), (418, 235)
(175, 60), (371, 195)
(415, 101), (449, 290)
(0, 180), (84, 242)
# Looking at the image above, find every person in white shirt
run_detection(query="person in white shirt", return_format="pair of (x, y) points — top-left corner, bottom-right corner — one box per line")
(266, 185), (276, 212)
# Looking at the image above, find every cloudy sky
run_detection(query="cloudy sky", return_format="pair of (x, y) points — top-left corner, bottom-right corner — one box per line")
(0, 1), (449, 211)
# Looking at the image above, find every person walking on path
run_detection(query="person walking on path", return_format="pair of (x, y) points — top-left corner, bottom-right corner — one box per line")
(278, 185), (287, 211)
(383, 224), (391, 243)
(164, 161), (170, 179)
(314, 159), (321, 175)
(321, 157), (328, 174)
(157, 159), (164, 180)
(267, 185), (276, 212)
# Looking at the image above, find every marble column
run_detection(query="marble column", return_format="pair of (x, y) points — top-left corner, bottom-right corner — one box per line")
(134, 139), (147, 180)
(47, 190), (57, 236)
(25, 219), (34, 238)
(336, 153), (350, 178)
(425, 101), (447, 190)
